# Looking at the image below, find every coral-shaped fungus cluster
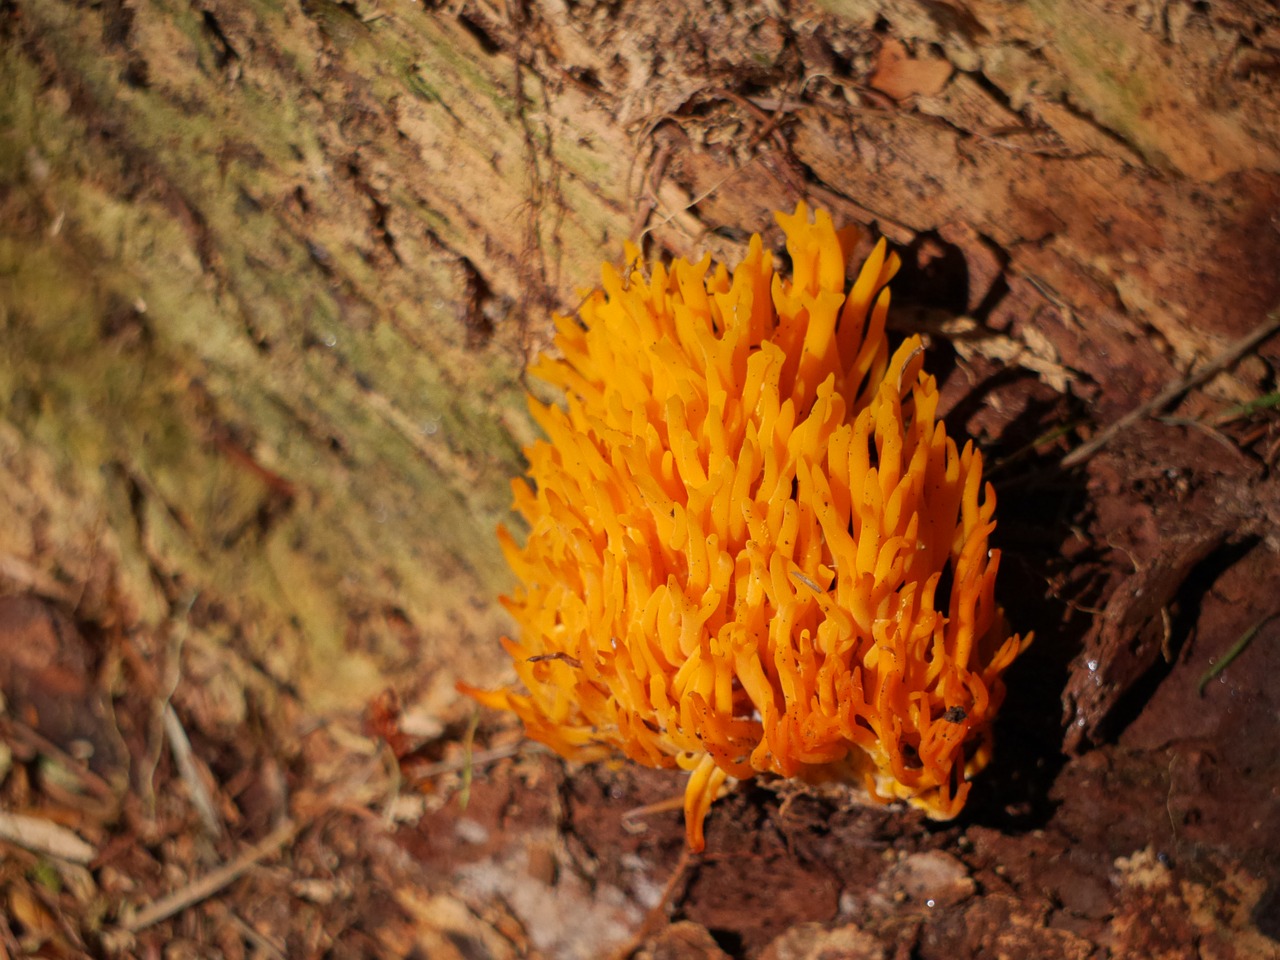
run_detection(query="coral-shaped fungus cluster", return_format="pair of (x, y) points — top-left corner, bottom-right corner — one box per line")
(463, 203), (1029, 850)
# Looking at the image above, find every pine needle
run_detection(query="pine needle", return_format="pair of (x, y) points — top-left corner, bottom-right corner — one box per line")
(1198, 614), (1276, 696)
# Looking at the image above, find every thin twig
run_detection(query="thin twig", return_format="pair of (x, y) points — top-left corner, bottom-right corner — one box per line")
(608, 846), (696, 960)
(121, 819), (299, 932)
(1061, 308), (1280, 468)
(163, 703), (225, 840)
(141, 592), (198, 819)
(410, 742), (527, 779)
(986, 421), (1083, 479)
(229, 909), (287, 960)
(1153, 415), (1240, 455)
(3, 718), (122, 807)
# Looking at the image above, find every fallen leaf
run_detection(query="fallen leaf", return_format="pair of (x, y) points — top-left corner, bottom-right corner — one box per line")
(8, 883), (58, 939)
(0, 811), (98, 863)
(869, 38), (953, 100)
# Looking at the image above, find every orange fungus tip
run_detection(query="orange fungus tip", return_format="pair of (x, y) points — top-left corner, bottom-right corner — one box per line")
(463, 202), (1030, 851)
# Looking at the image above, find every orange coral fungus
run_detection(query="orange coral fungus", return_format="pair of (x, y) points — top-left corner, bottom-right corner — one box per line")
(462, 203), (1029, 851)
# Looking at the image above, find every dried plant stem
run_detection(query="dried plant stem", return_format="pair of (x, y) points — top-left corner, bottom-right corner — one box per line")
(411, 742), (527, 779)
(1062, 307), (1280, 468)
(608, 846), (696, 960)
(163, 703), (224, 840)
(2, 719), (117, 801)
(229, 909), (287, 960)
(122, 819), (299, 932)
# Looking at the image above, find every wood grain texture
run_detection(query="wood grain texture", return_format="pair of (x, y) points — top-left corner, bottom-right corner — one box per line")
(2, 0), (1278, 716)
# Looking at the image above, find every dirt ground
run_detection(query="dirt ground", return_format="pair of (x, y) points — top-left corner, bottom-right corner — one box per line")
(3, 334), (1279, 958)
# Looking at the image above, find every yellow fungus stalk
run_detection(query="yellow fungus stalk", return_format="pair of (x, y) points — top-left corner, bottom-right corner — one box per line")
(462, 203), (1029, 851)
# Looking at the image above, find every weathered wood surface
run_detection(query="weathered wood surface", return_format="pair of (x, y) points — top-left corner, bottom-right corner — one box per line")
(2, 0), (1278, 717)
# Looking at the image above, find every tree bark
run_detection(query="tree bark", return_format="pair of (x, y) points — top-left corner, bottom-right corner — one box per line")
(2, 0), (1277, 715)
